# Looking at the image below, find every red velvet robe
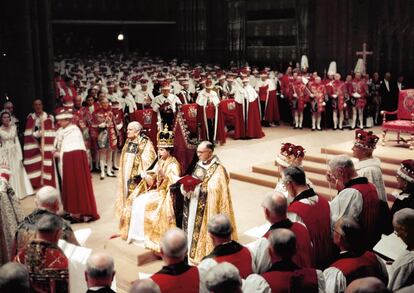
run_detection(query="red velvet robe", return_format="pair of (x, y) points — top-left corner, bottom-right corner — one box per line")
(196, 104), (226, 145)
(23, 112), (57, 189)
(234, 86), (264, 139)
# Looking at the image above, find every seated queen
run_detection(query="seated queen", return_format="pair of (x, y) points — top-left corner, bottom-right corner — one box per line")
(127, 125), (181, 252)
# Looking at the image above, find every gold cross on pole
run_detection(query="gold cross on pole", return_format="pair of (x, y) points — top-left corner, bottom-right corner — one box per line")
(356, 43), (373, 74)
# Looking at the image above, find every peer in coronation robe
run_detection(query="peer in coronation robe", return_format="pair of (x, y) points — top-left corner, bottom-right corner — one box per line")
(126, 125), (181, 252)
(115, 121), (156, 240)
(172, 140), (237, 264)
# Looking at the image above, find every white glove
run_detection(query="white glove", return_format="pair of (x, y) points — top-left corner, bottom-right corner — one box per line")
(293, 93), (298, 98)
(116, 123), (123, 131)
(99, 122), (106, 128)
(332, 94), (338, 98)
(353, 93), (361, 98)
(344, 103), (347, 108)
(33, 130), (40, 138)
(322, 102), (326, 106)
(310, 94), (315, 98)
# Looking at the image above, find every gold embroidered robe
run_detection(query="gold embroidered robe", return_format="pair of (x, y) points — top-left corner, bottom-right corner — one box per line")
(115, 134), (156, 239)
(143, 156), (181, 251)
(183, 156), (238, 264)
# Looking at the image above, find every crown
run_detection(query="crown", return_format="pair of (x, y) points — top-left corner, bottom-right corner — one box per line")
(275, 143), (306, 167)
(397, 159), (414, 183)
(157, 124), (174, 148)
(354, 129), (379, 149)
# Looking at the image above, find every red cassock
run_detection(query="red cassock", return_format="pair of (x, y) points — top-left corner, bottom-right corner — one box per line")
(263, 220), (313, 268)
(351, 79), (368, 109)
(288, 193), (334, 269)
(23, 112), (57, 189)
(15, 240), (69, 293)
(234, 85), (264, 139)
(151, 262), (200, 293)
(330, 251), (388, 285)
(350, 180), (382, 249)
(203, 240), (253, 279)
(262, 265), (318, 293)
(58, 125), (99, 220)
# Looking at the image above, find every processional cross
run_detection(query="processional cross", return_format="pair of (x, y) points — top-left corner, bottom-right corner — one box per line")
(356, 43), (373, 74)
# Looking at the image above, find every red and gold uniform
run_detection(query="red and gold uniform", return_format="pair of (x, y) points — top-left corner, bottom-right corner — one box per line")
(15, 240), (69, 293)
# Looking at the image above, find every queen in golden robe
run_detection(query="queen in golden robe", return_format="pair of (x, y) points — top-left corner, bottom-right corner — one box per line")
(115, 121), (157, 240)
(179, 141), (237, 264)
(125, 125), (181, 252)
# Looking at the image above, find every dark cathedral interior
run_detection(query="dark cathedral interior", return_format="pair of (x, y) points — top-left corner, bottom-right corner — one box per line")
(0, 0), (413, 121)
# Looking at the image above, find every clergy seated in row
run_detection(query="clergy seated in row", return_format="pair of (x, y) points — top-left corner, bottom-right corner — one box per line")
(251, 191), (312, 271)
(13, 186), (79, 257)
(283, 166), (334, 269)
(126, 125), (180, 252)
(244, 229), (325, 293)
(323, 217), (388, 292)
(391, 160), (414, 216)
(198, 214), (254, 279)
(115, 121), (157, 241)
(149, 228), (203, 292)
(85, 252), (116, 293)
(15, 214), (69, 293)
(388, 208), (414, 291)
(327, 155), (389, 250)
(0, 262), (30, 293)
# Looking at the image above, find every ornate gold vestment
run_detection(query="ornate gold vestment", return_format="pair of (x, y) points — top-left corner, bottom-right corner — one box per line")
(183, 156), (238, 264)
(115, 134), (156, 239)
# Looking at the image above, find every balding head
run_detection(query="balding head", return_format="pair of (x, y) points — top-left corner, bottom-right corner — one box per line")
(268, 228), (296, 260)
(128, 121), (143, 132)
(0, 262), (29, 293)
(262, 191), (287, 217)
(35, 186), (60, 212)
(129, 279), (160, 293)
(205, 262), (242, 293)
(160, 228), (188, 262)
(208, 214), (233, 238)
(345, 277), (389, 293)
(393, 208), (414, 247)
(85, 252), (115, 288)
(334, 217), (363, 252)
